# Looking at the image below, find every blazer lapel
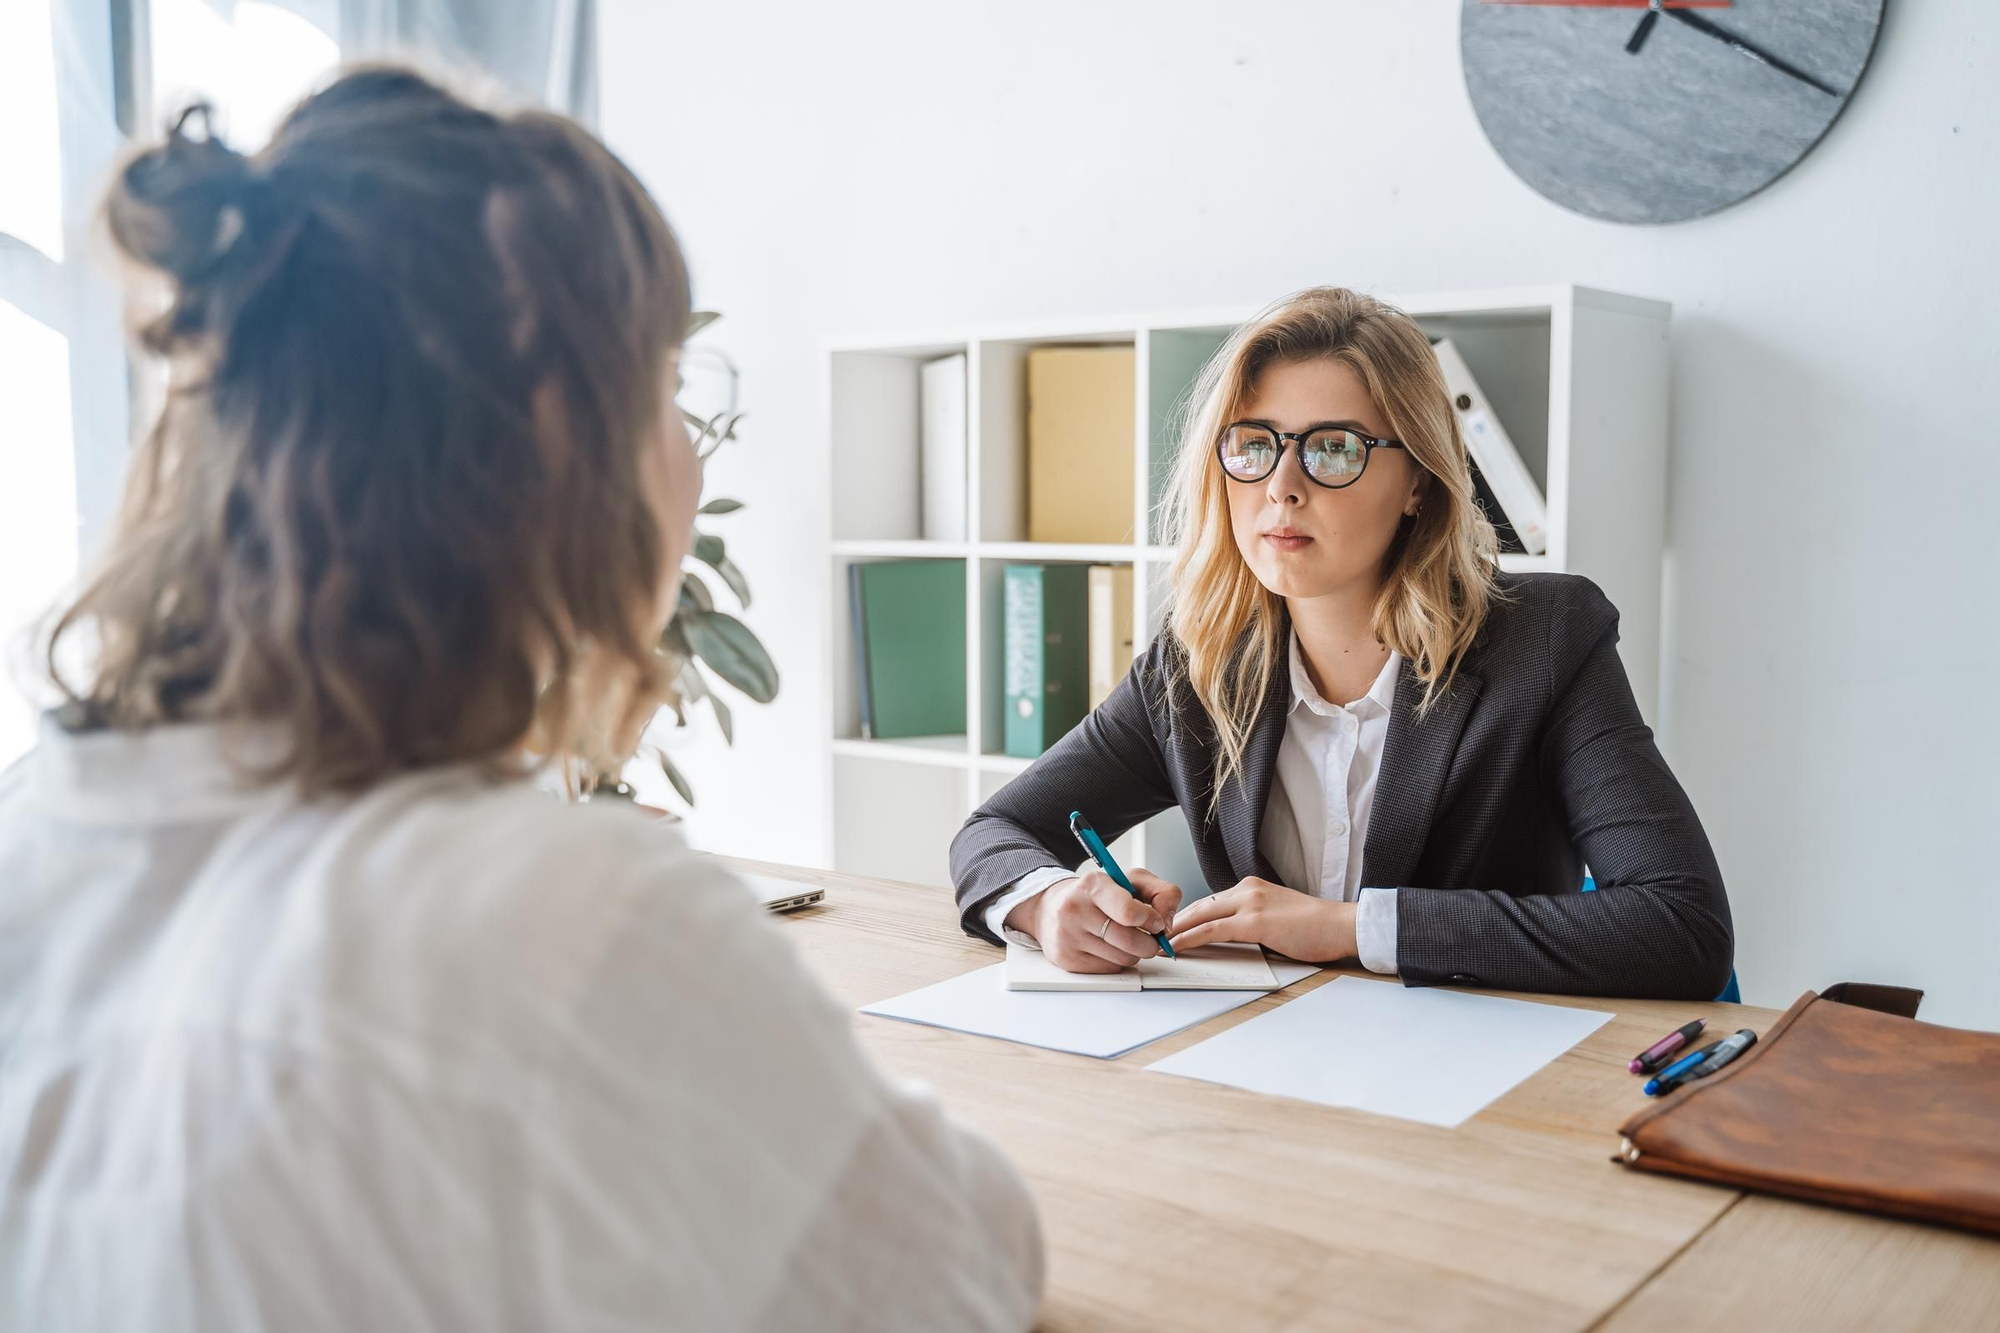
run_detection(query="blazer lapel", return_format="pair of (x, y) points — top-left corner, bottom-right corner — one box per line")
(1218, 641), (1291, 883)
(1360, 660), (1483, 891)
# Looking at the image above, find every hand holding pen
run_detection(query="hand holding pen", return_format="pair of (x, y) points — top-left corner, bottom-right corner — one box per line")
(1002, 812), (1183, 974)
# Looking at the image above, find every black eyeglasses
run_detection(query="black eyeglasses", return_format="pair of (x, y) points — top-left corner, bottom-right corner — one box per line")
(1215, 421), (1407, 490)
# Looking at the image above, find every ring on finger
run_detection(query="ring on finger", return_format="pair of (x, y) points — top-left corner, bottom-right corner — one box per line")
(1095, 917), (1111, 939)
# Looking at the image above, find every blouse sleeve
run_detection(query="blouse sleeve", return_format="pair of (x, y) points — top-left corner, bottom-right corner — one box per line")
(949, 638), (1181, 943)
(534, 854), (1044, 1330)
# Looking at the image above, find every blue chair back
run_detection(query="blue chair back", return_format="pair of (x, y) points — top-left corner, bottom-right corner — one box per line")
(1581, 875), (1740, 1003)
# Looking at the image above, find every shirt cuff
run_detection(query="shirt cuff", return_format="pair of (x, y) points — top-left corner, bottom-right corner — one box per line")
(1355, 887), (1399, 974)
(982, 866), (1082, 948)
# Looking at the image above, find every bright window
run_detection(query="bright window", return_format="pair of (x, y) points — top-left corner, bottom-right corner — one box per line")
(0, 0), (65, 262)
(0, 298), (78, 766)
(0, 1), (342, 767)
(151, 0), (340, 147)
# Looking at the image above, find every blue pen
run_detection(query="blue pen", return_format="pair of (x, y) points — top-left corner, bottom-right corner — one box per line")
(1069, 811), (1175, 959)
(1643, 1039), (1723, 1096)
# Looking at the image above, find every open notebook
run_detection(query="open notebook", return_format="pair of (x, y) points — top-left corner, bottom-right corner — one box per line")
(1005, 940), (1282, 992)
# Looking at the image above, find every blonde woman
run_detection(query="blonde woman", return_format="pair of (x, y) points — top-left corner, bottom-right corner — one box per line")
(0, 68), (1040, 1331)
(951, 287), (1732, 1000)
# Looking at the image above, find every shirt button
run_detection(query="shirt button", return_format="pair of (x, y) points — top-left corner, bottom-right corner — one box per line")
(1331, 821), (1347, 837)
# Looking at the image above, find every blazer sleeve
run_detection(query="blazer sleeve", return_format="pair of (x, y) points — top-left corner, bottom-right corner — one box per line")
(949, 638), (1181, 944)
(1393, 578), (1736, 1000)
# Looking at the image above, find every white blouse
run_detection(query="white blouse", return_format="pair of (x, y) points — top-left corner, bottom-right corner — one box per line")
(986, 634), (1401, 973)
(1259, 636), (1401, 973)
(0, 720), (1042, 1332)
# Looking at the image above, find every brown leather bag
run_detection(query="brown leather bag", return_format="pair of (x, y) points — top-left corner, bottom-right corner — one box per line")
(1616, 982), (2000, 1236)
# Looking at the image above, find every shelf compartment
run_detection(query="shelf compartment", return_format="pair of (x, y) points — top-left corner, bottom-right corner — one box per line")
(1144, 324), (1236, 546)
(977, 556), (1131, 762)
(830, 344), (968, 543)
(973, 334), (1140, 546)
(831, 554), (969, 745)
(832, 751), (968, 888)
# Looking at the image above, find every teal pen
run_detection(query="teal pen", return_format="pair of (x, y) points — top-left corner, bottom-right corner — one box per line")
(1068, 811), (1175, 958)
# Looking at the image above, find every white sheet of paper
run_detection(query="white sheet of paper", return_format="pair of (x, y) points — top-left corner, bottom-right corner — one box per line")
(1146, 976), (1613, 1127)
(1005, 940), (1281, 991)
(863, 958), (1320, 1059)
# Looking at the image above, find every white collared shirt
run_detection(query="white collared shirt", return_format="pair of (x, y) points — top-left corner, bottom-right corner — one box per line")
(985, 634), (1401, 975)
(1, 719), (1042, 1332)
(1260, 637), (1401, 973)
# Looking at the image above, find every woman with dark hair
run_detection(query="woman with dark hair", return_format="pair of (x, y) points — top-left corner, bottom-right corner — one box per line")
(0, 66), (1041, 1331)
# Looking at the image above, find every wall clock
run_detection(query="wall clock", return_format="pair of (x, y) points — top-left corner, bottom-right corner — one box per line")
(1461, 0), (1887, 224)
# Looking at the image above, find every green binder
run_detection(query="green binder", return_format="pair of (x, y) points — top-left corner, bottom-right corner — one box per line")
(850, 560), (966, 739)
(1003, 564), (1090, 758)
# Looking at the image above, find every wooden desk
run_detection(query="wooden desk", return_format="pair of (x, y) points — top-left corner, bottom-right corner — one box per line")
(727, 859), (2000, 1332)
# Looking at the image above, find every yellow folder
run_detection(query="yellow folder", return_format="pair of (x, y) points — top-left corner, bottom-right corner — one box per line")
(1027, 347), (1135, 544)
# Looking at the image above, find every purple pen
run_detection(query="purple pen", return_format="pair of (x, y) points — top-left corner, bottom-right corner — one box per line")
(1630, 1019), (1706, 1074)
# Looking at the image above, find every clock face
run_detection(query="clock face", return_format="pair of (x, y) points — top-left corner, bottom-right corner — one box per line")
(1461, 0), (1886, 224)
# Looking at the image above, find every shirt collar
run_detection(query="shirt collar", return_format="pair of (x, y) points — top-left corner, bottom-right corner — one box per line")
(27, 714), (300, 826)
(1286, 633), (1401, 721)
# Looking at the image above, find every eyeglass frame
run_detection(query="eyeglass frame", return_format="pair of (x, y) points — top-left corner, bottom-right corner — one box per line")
(1213, 420), (1408, 490)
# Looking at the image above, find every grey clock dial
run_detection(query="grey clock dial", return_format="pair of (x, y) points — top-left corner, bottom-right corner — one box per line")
(1461, 0), (1886, 224)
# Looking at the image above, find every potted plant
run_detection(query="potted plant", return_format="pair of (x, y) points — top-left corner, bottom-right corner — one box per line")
(588, 311), (779, 807)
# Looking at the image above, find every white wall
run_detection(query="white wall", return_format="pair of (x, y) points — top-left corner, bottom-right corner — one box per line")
(601, 0), (2000, 1029)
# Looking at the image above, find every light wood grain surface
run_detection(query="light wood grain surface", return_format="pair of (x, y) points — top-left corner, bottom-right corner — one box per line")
(722, 858), (1999, 1332)
(1598, 1195), (2000, 1332)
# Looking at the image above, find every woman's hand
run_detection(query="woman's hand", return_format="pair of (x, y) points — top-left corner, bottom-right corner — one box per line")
(1004, 868), (1184, 974)
(1168, 877), (1358, 963)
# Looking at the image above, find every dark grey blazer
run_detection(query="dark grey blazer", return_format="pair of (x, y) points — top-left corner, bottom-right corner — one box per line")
(949, 572), (1733, 1000)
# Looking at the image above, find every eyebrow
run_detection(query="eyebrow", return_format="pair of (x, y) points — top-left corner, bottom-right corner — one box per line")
(1238, 418), (1371, 433)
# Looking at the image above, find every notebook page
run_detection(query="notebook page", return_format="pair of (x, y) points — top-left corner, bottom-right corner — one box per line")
(1005, 944), (1141, 991)
(1135, 942), (1280, 990)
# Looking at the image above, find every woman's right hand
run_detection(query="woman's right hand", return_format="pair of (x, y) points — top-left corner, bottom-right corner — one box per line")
(1003, 868), (1184, 973)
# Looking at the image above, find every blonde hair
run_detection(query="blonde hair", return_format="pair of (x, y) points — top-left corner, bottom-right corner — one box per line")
(45, 65), (691, 791)
(1160, 287), (1502, 808)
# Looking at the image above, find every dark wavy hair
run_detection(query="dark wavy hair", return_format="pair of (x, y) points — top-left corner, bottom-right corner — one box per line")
(46, 64), (692, 790)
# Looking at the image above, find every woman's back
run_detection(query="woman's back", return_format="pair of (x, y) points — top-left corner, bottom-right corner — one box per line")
(0, 720), (1040, 1330)
(1, 63), (1040, 1329)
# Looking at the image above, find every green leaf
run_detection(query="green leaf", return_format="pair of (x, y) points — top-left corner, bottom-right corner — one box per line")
(682, 609), (779, 703)
(682, 409), (729, 455)
(699, 498), (744, 515)
(697, 411), (744, 461)
(658, 752), (695, 806)
(714, 555), (751, 608)
(677, 659), (709, 702)
(679, 570), (714, 613)
(692, 531), (725, 566)
(708, 691), (734, 745)
(687, 310), (721, 338)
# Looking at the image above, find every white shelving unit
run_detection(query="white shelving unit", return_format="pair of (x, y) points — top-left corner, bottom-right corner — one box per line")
(824, 285), (1671, 890)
